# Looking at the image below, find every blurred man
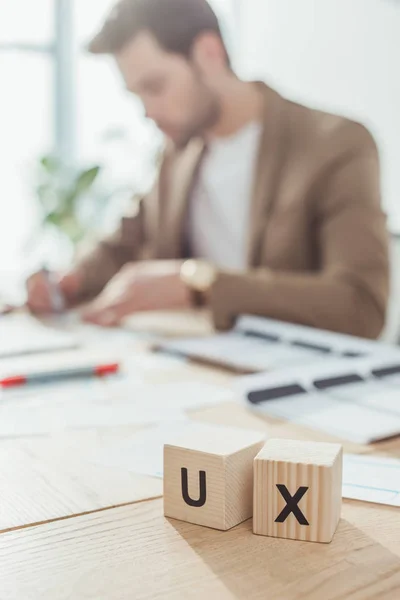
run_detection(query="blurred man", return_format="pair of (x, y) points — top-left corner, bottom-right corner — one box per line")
(27, 0), (389, 338)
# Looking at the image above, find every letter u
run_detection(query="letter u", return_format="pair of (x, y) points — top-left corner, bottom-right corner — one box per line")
(181, 468), (207, 507)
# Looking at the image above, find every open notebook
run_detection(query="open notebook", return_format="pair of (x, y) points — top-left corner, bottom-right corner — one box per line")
(238, 356), (400, 444)
(0, 314), (78, 359)
(154, 315), (399, 373)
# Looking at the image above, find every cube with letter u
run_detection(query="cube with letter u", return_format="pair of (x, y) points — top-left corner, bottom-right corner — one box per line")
(163, 424), (265, 530)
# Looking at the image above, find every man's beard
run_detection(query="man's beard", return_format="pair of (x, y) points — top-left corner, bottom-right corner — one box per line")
(173, 94), (222, 149)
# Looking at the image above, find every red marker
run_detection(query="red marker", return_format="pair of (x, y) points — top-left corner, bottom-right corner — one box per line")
(0, 362), (120, 389)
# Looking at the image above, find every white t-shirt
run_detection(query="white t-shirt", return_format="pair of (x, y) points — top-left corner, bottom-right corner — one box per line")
(188, 121), (262, 270)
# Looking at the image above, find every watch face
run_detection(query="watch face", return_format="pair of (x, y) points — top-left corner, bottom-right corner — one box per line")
(181, 260), (216, 292)
(195, 262), (215, 291)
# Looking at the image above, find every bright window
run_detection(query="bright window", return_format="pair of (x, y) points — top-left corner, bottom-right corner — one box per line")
(0, 0), (235, 277)
(0, 0), (54, 45)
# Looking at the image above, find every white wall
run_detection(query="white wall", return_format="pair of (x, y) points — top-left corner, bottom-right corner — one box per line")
(237, 0), (400, 229)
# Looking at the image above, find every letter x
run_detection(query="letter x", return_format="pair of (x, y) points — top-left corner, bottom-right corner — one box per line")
(275, 484), (309, 525)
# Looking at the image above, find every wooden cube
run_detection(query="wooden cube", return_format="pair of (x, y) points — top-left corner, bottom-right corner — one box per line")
(253, 439), (342, 543)
(164, 424), (265, 530)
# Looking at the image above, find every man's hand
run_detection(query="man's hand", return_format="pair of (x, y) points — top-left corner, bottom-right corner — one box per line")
(81, 260), (192, 326)
(26, 270), (82, 314)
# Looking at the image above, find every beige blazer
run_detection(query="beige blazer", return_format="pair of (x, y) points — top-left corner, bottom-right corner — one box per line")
(76, 83), (389, 338)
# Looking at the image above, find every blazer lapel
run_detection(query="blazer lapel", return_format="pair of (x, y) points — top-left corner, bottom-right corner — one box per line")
(159, 137), (206, 258)
(247, 84), (288, 267)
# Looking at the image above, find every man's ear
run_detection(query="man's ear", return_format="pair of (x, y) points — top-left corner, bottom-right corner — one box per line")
(191, 32), (227, 73)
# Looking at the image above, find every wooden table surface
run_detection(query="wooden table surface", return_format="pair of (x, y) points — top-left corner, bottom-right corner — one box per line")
(0, 311), (399, 599)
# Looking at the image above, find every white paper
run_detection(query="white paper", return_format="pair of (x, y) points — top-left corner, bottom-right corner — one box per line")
(0, 378), (109, 405)
(0, 373), (146, 406)
(92, 420), (266, 479)
(235, 315), (397, 357)
(5, 379), (232, 411)
(0, 377), (231, 438)
(343, 454), (400, 506)
(250, 392), (400, 445)
(93, 427), (400, 509)
(295, 400), (400, 445)
(92, 421), (190, 478)
(158, 316), (400, 373)
(1, 377), (230, 406)
(237, 356), (398, 397)
(238, 357), (400, 443)
(331, 381), (400, 416)
(160, 331), (326, 372)
(383, 374), (400, 386)
(0, 397), (186, 438)
(0, 314), (78, 359)
(113, 381), (234, 411)
(124, 352), (187, 372)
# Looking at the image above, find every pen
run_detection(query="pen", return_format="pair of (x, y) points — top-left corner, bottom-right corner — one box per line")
(42, 267), (66, 313)
(0, 362), (120, 389)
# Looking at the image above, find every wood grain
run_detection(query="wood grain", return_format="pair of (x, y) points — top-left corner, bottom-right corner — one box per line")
(0, 499), (399, 600)
(0, 311), (399, 599)
(0, 430), (162, 533)
(253, 439), (342, 543)
(163, 425), (265, 530)
(0, 396), (393, 534)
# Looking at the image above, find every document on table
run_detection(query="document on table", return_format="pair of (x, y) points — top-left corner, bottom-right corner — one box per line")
(0, 314), (78, 359)
(155, 315), (398, 374)
(0, 377), (233, 438)
(92, 425), (400, 508)
(91, 420), (267, 479)
(328, 381), (400, 416)
(343, 454), (400, 507)
(97, 380), (235, 412)
(238, 356), (400, 444)
(244, 391), (400, 445)
(156, 331), (328, 373)
(0, 398), (186, 438)
(1, 377), (233, 411)
(91, 421), (189, 478)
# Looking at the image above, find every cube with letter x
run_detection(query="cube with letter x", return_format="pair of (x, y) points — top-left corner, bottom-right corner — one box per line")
(253, 439), (343, 543)
(164, 424), (265, 530)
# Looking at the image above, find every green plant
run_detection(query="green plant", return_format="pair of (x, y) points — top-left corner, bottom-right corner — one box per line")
(34, 154), (102, 246)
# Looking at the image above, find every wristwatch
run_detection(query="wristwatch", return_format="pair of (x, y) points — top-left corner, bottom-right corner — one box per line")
(180, 259), (217, 306)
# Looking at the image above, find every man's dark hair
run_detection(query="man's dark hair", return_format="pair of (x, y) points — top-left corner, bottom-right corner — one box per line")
(88, 0), (230, 65)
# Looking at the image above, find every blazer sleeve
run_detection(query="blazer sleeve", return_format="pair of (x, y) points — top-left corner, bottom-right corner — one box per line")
(70, 145), (172, 302)
(210, 128), (390, 339)
(72, 198), (146, 302)
(72, 162), (165, 302)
